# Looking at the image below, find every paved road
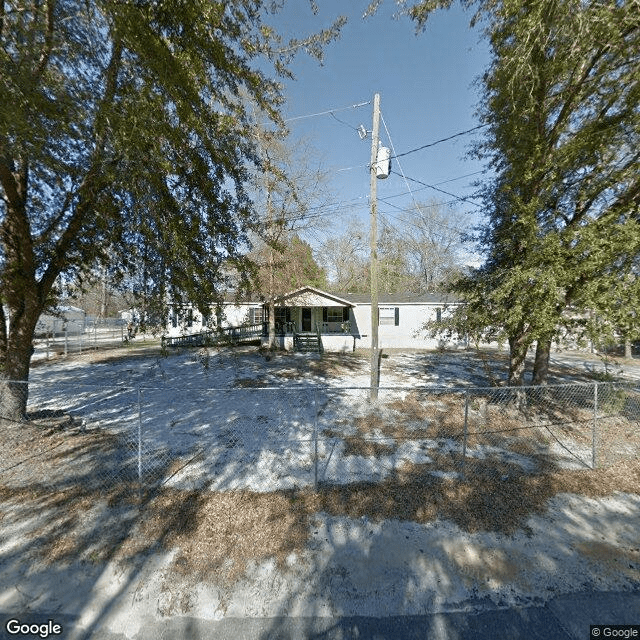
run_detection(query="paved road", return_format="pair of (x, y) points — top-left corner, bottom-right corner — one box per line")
(2, 590), (639, 639)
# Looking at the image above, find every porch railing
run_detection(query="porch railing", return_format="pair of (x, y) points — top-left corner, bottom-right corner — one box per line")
(162, 323), (265, 348)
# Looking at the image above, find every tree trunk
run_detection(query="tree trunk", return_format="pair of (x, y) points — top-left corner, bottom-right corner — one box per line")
(0, 154), (42, 423)
(624, 336), (632, 359)
(508, 334), (530, 386)
(0, 305), (40, 423)
(100, 265), (108, 319)
(532, 336), (552, 385)
(268, 298), (276, 350)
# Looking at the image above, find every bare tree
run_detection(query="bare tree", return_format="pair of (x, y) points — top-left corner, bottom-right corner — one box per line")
(318, 218), (370, 293)
(388, 200), (468, 292)
(249, 134), (331, 347)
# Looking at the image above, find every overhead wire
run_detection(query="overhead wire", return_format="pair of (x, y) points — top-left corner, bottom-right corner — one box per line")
(329, 111), (361, 131)
(334, 126), (488, 173)
(379, 110), (425, 220)
(377, 170), (485, 204)
(377, 197), (475, 236)
(391, 124), (488, 160)
(380, 110), (463, 229)
(390, 170), (483, 208)
(259, 167), (485, 227)
(284, 100), (371, 123)
(376, 110), (483, 244)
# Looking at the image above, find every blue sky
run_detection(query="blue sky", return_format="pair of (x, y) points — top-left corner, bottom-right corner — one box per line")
(268, 1), (492, 246)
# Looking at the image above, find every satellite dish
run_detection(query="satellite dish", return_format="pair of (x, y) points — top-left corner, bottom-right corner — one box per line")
(357, 124), (368, 140)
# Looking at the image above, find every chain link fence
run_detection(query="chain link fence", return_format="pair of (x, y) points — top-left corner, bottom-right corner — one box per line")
(33, 317), (125, 359)
(31, 317), (164, 361)
(1, 380), (639, 495)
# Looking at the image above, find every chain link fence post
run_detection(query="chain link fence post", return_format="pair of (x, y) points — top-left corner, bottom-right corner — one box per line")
(138, 387), (143, 502)
(313, 387), (318, 491)
(592, 381), (598, 470)
(462, 390), (469, 479)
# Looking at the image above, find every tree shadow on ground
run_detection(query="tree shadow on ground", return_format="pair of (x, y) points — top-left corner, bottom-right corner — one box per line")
(254, 456), (640, 640)
(2, 354), (639, 639)
(0, 406), (210, 639)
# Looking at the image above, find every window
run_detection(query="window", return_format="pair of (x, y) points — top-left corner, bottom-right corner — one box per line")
(275, 307), (291, 324)
(171, 310), (178, 328)
(249, 307), (264, 324)
(322, 307), (349, 322)
(436, 308), (442, 323)
(186, 308), (193, 327)
(379, 307), (399, 326)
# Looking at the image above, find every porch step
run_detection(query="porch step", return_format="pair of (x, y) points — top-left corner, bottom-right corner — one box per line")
(294, 333), (323, 353)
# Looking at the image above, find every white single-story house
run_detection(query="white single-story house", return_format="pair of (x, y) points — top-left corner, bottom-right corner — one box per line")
(166, 286), (464, 352)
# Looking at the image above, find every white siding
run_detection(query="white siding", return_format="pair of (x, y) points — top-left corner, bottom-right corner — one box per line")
(350, 303), (466, 349)
(165, 302), (263, 337)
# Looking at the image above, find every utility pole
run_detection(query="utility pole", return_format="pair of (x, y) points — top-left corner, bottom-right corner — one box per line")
(369, 93), (381, 401)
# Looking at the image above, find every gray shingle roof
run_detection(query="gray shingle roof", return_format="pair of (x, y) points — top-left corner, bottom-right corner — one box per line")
(331, 292), (461, 305)
(220, 288), (461, 305)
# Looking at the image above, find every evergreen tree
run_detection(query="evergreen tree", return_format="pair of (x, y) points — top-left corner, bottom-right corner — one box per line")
(0, 0), (345, 420)
(410, 0), (640, 384)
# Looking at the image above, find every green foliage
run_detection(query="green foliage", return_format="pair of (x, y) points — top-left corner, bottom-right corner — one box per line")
(0, 0), (346, 416)
(257, 233), (327, 293)
(412, 0), (639, 384)
(0, 0), (346, 310)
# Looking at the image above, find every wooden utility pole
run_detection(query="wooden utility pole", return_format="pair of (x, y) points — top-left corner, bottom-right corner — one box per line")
(370, 93), (381, 401)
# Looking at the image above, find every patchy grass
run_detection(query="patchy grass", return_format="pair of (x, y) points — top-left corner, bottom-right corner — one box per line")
(2, 435), (639, 589)
(4, 347), (640, 593)
(342, 436), (396, 458)
(233, 377), (268, 388)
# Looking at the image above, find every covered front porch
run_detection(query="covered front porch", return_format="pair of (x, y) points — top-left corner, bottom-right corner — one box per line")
(260, 287), (359, 352)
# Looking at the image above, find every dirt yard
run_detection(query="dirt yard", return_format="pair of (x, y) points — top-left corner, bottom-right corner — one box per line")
(1, 345), (639, 625)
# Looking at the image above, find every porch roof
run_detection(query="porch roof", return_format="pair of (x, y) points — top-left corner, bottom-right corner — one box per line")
(275, 286), (354, 308)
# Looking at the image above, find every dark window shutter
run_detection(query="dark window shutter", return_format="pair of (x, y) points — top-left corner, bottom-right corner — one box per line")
(286, 307), (291, 322)
(343, 307), (349, 322)
(394, 307), (399, 326)
(322, 307), (328, 322)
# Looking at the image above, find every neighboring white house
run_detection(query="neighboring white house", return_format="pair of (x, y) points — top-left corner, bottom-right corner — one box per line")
(166, 286), (464, 352)
(34, 305), (87, 336)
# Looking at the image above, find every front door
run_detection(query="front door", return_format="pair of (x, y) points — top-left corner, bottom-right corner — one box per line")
(301, 308), (312, 332)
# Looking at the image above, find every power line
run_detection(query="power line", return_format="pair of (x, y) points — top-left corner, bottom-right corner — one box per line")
(390, 170), (484, 208)
(335, 127), (489, 173)
(377, 170), (485, 204)
(329, 111), (360, 131)
(379, 195), (467, 213)
(391, 124), (488, 160)
(284, 100), (371, 123)
(261, 168), (485, 226)
(377, 198), (473, 236)
(380, 110), (429, 231)
(432, 170), (485, 186)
